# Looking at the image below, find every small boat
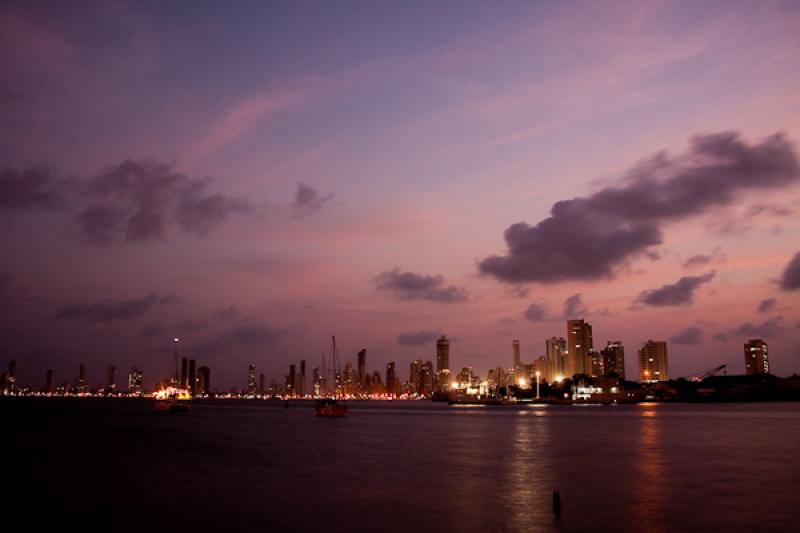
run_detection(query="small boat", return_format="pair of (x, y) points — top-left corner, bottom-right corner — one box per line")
(315, 398), (347, 417)
(154, 387), (191, 412)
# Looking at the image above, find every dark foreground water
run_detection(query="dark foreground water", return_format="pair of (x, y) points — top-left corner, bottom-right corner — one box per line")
(4, 398), (800, 532)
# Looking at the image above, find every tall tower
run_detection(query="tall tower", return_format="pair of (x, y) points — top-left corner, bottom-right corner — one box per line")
(357, 349), (366, 389)
(386, 362), (396, 397)
(300, 359), (306, 397)
(288, 364), (296, 398)
(436, 335), (451, 391)
(512, 339), (521, 369)
(744, 339), (769, 375)
(248, 364), (257, 395)
(197, 366), (210, 396)
(107, 365), (117, 392)
(77, 363), (87, 394)
(180, 357), (189, 389)
(639, 340), (668, 382)
(601, 341), (625, 379)
(188, 359), (197, 396)
(44, 369), (55, 394)
(566, 320), (593, 377)
(7, 359), (17, 394)
(545, 337), (566, 381)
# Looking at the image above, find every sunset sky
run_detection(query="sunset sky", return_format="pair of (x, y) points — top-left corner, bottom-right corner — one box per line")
(2, 0), (799, 389)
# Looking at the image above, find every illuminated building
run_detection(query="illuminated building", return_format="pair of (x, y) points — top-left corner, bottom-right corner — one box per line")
(566, 319), (593, 377)
(545, 337), (566, 382)
(44, 369), (54, 394)
(248, 364), (257, 395)
(371, 370), (384, 395)
(312, 367), (322, 397)
(128, 366), (143, 394)
(409, 359), (422, 394)
(590, 350), (603, 378)
(512, 339), (521, 369)
(386, 362), (397, 397)
(188, 359), (196, 396)
(602, 341), (625, 379)
(75, 363), (88, 394)
(421, 361), (434, 395)
(197, 366), (210, 395)
(638, 340), (669, 382)
(436, 335), (451, 392)
(744, 339), (769, 375)
(357, 349), (366, 390)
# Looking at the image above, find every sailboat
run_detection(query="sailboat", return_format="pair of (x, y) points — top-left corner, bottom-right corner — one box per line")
(315, 335), (348, 417)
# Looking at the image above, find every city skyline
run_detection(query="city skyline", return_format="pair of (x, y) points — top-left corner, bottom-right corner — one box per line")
(1, 1), (800, 389)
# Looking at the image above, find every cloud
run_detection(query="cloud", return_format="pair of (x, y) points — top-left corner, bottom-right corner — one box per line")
(198, 323), (287, 355)
(636, 271), (715, 307)
(375, 269), (469, 303)
(562, 293), (588, 318)
(292, 183), (333, 216)
(397, 330), (441, 346)
(55, 292), (178, 322)
(670, 326), (703, 345)
(779, 251), (800, 290)
(479, 132), (799, 283)
(213, 305), (240, 320)
(509, 286), (529, 298)
(0, 168), (65, 211)
(524, 303), (549, 322)
(757, 298), (777, 313)
(730, 316), (785, 338)
(684, 254), (712, 268)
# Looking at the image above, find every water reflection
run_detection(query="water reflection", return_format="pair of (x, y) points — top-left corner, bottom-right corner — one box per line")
(636, 404), (666, 531)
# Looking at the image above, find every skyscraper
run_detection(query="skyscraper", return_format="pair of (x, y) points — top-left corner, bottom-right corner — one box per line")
(259, 373), (265, 395)
(7, 359), (17, 394)
(386, 362), (396, 397)
(248, 364), (257, 395)
(188, 359), (197, 396)
(744, 339), (769, 375)
(197, 366), (211, 395)
(180, 357), (189, 389)
(512, 339), (521, 369)
(128, 366), (143, 395)
(409, 359), (422, 395)
(545, 337), (566, 381)
(566, 320), (592, 377)
(107, 365), (117, 392)
(357, 349), (366, 389)
(288, 364), (296, 397)
(76, 363), (88, 394)
(436, 335), (450, 391)
(639, 340), (669, 382)
(601, 341), (625, 379)
(44, 369), (55, 394)
(300, 359), (306, 397)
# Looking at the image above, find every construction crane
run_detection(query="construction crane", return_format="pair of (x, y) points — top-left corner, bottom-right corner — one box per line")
(689, 364), (727, 382)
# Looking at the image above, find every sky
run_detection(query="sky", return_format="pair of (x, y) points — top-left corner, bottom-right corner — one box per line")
(1, 0), (799, 390)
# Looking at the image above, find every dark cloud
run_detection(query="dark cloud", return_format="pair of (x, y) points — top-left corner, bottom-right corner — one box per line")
(746, 204), (793, 217)
(479, 132), (799, 283)
(562, 293), (588, 318)
(375, 269), (469, 303)
(684, 254), (712, 268)
(779, 251), (800, 290)
(636, 271), (715, 307)
(509, 286), (529, 298)
(524, 303), (548, 322)
(198, 323), (287, 355)
(730, 316), (785, 338)
(213, 305), (240, 320)
(0, 168), (65, 211)
(292, 183), (333, 216)
(670, 326), (703, 345)
(55, 292), (178, 322)
(397, 330), (441, 346)
(757, 298), (777, 313)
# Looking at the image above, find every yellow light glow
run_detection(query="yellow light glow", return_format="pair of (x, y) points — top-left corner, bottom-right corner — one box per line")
(518, 378), (526, 387)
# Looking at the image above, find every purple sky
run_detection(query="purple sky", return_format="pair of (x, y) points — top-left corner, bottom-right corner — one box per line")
(1, 0), (799, 390)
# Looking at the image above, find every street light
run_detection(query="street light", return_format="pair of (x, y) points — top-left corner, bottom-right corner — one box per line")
(535, 370), (541, 400)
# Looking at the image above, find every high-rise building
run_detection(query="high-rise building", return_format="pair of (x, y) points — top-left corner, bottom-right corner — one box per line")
(300, 360), (306, 397)
(312, 367), (322, 397)
(421, 361), (434, 396)
(639, 340), (669, 382)
(197, 366), (211, 395)
(545, 337), (566, 381)
(744, 339), (769, 375)
(188, 359), (197, 396)
(386, 362), (397, 397)
(288, 364), (296, 397)
(76, 363), (88, 394)
(128, 366), (143, 394)
(180, 357), (189, 389)
(7, 359), (17, 394)
(512, 339), (521, 369)
(601, 341), (625, 379)
(44, 369), (55, 394)
(107, 365), (117, 392)
(436, 335), (451, 391)
(566, 320), (593, 377)
(259, 373), (265, 395)
(248, 364), (257, 395)
(409, 359), (422, 395)
(357, 349), (366, 389)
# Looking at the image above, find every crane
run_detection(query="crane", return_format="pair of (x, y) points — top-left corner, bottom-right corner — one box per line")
(689, 364), (727, 382)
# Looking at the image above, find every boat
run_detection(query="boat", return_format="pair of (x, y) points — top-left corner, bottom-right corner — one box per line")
(154, 387), (191, 412)
(315, 398), (348, 417)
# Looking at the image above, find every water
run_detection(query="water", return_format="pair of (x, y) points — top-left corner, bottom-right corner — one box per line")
(5, 398), (800, 532)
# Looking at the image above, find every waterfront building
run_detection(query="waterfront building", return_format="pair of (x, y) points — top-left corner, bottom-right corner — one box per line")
(639, 340), (669, 382)
(566, 320), (593, 377)
(7, 359), (17, 394)
(409, 359), (422, 395)
(312, 367), (322, 397)
(75, 363), (88, 394)
(259, 373), (265, 395)
(421, 361), (434, 396)
(287, 364), (295, 397)
(44, 369), (54, 394)
(107, 365), (117, 392)
(180, 357), (189, 389)
(197, 366), (210, 395)
(545, 337), (566, 382)
(512, 339), (521, 369)
(436, 335), (451, 392)
(128, 366), (143, 395)
(386, 362), (397, 397)
(300, 360), (306, 397)
(357, 349), (366, 390)
(188, 359), (196, 396)
(744, 339), (769, 375)
(248, 364), (257, 395)
(602, 341), (625, 379)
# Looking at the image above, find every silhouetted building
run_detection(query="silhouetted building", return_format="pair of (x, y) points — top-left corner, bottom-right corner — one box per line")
(180, 357), (189, 389)
(259, 373), (265, 395)
(602, 341), (625, 379)
(107, 365), (117, 392)
(288, 364), (296, 397)
(248, 364), (257, 395)
(386, 362), (397, 397)
(300, 359), (306, 396)
(128, 366), (143, 394)
(512, 339), (521, 369)
(197, 366), (210, 395)
(639, 340), (668, 382)
(744, 339), (769, 375)
(75, 363), (88, 394)
(357, 349), (366, 389)
(545, 337), (566, 381)
(188, 359), (197, 396)
(44, 369), (55, 394)
(6, 359), (18, 395)
(436, 335), (451, 391)
(567, 320), (593, 377)
(409, 359), (422, 394)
